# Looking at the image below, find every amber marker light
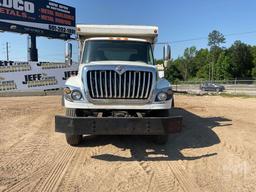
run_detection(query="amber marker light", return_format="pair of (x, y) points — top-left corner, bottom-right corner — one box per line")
(64, 87), (72, 94)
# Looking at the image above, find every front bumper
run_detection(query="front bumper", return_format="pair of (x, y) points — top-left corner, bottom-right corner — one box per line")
(64, 99), (173, 110)
(55, 115), (182, 135)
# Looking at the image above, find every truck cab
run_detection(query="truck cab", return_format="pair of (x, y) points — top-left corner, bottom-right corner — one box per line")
(55, 25), (182, 146)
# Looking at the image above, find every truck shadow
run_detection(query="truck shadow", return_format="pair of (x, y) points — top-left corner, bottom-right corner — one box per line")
(80, 108), (232, 162)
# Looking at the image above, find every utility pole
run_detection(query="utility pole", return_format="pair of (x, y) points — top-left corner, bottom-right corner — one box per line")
(212, 62), (215, 82)
(27, 34), (38, 62)
(3, 42), (10, 61)
(209, 62), (211, 81)
(6, 42), (9, 61)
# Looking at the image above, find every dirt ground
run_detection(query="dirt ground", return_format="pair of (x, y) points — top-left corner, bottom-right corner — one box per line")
(0, 95), (255, 192)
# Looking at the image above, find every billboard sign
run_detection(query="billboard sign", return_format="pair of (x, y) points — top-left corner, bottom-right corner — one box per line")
(0, 60), (79, 92)
(0, 0), (76, 40)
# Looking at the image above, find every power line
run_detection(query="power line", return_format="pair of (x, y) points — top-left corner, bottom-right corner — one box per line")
(158, 30), (256, 44)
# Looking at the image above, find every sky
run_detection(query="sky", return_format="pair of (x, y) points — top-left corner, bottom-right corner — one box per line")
(0, 0), (256, 62)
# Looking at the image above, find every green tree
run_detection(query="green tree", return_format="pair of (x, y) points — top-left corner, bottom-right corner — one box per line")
(184, 46), (197, 78)
(194, 49), (210, 79)
(173, 57), (186, 80)
(165, 61), (183, 82)
(250, 46), (256, 67)
(196, 64), (210, 80)
(228, 41), (253, 78)
(176, 46), (197, 80)
(215, 51), (232, 80)
(156, 59), (164, 65)
(252, 67), (256, 79)
(208, 30), (226, 80)
(208, 30), (226, 47)
(159, 30), (256, 81)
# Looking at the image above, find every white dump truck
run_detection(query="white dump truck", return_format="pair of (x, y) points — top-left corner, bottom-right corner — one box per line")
(55, 25), (182, 146)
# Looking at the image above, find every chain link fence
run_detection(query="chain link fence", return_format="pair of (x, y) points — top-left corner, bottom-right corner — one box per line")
(173, 80), (256, 96)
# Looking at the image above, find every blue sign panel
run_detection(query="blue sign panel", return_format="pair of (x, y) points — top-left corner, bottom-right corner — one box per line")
(0, 0), (76, 39)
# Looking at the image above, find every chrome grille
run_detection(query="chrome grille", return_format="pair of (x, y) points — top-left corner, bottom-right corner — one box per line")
(87, 70), (154, 99)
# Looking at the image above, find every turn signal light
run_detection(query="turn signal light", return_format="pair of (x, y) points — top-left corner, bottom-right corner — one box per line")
(64, 87), (71, 94)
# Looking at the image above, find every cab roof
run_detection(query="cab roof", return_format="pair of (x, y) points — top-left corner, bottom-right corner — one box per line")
(84, 37), (149, 43)
(77, 24), (158, 44)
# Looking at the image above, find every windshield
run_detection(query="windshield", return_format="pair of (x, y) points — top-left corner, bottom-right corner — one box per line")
(82, 40), (154, 64)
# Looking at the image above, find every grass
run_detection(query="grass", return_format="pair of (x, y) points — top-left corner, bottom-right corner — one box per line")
(175, 92), (256, 99)
(219, 92), (256, 99)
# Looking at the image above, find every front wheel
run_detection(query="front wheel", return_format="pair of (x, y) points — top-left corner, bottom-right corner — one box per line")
(65, 109), (82, 146)
(65, 134), (82, 146)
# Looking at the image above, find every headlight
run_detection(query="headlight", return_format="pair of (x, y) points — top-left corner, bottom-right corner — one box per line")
(64, 87), (71, 94)
(71, 90), (82, 100)
(157, 92), (168, 101)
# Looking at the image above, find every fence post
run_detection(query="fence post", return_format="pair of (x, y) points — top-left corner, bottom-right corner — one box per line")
(235, 78), (237, 95)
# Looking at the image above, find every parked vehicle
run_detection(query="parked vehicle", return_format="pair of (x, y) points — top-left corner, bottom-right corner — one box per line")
(200, 82), (225, 92)
(55, 25), (182, 146)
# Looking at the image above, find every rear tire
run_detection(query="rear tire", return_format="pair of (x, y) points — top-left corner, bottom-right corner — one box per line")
(65, 109), (82, 146)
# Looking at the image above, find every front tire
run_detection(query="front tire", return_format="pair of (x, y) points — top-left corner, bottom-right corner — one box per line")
(66, 135), (82, 146)
(65, 109), (82, 146)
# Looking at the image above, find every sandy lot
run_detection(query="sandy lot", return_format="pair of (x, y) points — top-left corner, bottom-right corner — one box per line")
(0, 95), (255, 192)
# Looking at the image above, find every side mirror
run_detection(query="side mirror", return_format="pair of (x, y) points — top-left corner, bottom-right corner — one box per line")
(65, 42), (72, 65)
(163, 44), (171, 68)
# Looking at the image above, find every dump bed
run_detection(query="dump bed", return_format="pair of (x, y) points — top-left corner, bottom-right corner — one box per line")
(76, 24), (158, 43)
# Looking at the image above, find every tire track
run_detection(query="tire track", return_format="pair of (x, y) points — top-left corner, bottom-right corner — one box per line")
(131, 139), (202, 192)
(60, 137), (148, 192)
(93, 157), (126, 191)
(58, 137), (126, 192)
(34, 147), (77, 192)
(167, 160), (202, 192)
(0, 113), (53, 170)
(109, 138), (179, 192)
(57, 148), (86, 192)
(96, 144), (153, 192)
(133, 143), (178, 192)
(3, 146), (76, 192)
(221, 141), (254, 162)
(80, 144), (125, 192)
(1, 95), (256, 192)
(0, 113), (39, 153)
(0, 111), (59, 189)
(220, 141), (256, 192)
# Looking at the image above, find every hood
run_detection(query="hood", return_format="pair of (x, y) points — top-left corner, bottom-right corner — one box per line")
(81, 61), (157, 70)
